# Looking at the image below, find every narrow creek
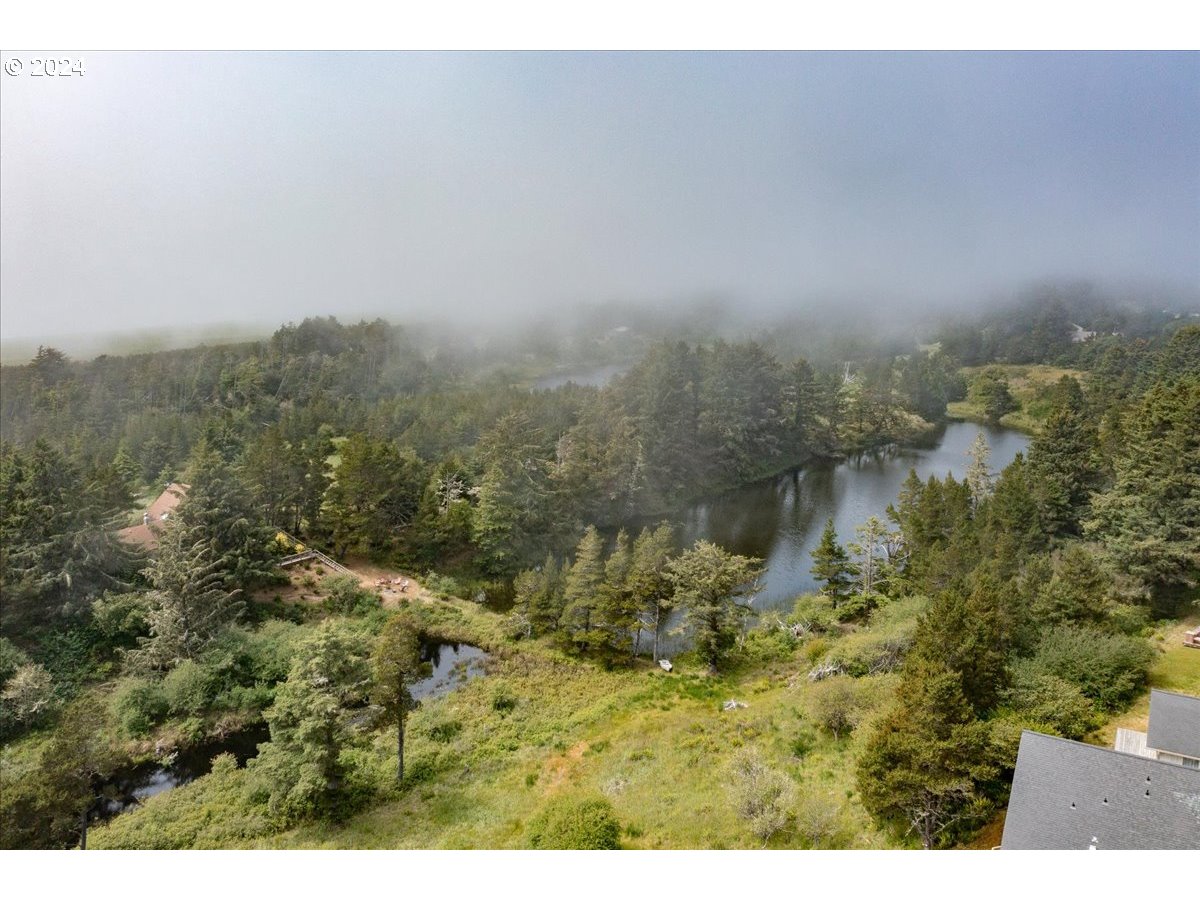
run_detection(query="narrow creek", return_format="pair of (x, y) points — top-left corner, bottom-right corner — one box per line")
(94, 639), (490, 825)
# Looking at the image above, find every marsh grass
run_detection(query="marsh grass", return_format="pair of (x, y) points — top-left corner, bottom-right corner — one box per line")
(947, 364), (1088, 433)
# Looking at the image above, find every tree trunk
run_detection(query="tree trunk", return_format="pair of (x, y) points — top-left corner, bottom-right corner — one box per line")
(652, 608), (661, 661)
(79, 808), (88, 850)
(397, 714), (405, 784)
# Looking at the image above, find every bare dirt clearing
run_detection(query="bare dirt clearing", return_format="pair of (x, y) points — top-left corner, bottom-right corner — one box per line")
(253, 554), (443, 609)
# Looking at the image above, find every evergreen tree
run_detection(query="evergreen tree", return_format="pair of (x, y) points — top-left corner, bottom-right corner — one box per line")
(593, 529), (640, 660)
(1030, 544), (1112, 626)
(0, 441), (138, 634)
(252, 623), (371, 823)
(30, 697), (118, 850)
(810, 518), (855, 605)
(856, 658), (996, 849)
(1085, 377), (1200, 594)
(782, 357), (822, 451)
(322, 433), (424, 560)
(968, 369), (1017, 423)
(111, 447), (143, 492)
(964, 432), (993, 509)
(553, 395), (643, 524)
(623, 341), (701, 506)
(848, 515), (893, 599)
(1026, 378), (1100, 536)
(242, 426), (306, 532)
(178, 445), (279, 589)
(471, 412), (557, 575)
(1154, 323), (1200, 383)
(908, 581), (1012, 714)
(412, 459), (475, 564)
(979, 453), (1046, 571)
(129, 522), (244, 671)
(887, 469), (927, 575)
(372, 614), (430, 783)
(562, 526), (606, 645)
(628, 523), (677, 661)
(665, 540), (763, 673)
(696, 340), (786, 480)
(512, 554), (565, 638)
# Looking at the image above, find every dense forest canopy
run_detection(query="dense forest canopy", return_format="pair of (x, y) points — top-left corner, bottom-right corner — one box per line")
(1, 292), (1197, 850)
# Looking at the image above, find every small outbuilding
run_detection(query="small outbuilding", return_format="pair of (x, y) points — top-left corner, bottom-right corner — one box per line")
(117, 482), (189, 551)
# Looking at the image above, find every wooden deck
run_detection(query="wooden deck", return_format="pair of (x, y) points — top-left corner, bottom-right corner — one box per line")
(278, 548), (356, 576)
(1113, 727), (1154, 758)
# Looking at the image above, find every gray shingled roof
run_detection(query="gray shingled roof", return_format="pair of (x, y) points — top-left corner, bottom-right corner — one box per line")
(1001, 730), (1200, 850)
(1147, 689), (1200, 761)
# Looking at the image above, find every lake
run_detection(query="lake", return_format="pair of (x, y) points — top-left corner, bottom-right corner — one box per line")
(531, 363), (630, 391)
(675, 421), (1030, 618)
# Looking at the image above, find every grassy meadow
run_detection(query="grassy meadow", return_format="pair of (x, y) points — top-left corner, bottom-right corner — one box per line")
(947, 364), (1089, 433)
(88, 594), (904, 850)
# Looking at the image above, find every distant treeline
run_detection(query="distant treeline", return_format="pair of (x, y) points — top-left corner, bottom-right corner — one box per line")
(934, 283), (1196, 366)
(0, 314), (968, 594)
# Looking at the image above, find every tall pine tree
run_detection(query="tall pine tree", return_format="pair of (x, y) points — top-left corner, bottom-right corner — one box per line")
(810, 518), (855, 605)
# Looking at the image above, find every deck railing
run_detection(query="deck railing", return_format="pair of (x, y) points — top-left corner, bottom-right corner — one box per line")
(276, 533), (357, 577)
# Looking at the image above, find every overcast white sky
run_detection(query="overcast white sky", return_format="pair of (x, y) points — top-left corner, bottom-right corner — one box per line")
(2, 51), (1198, 348)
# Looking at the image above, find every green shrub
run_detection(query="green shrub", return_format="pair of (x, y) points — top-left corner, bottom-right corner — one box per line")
(527, 795), (621, 849)
(832, 592), (877, 623)
(178, 715), (208, 744)
(789, 594), (838, 634)
(988, 713), (1043, 770)
(1105, 603), (1151, 636)
(203, 622), (303, 693)
(425, 719), (463, 743)
(1, 663), (57, 729)
(790, 723), (818, 759)
(491, 682), (517, 715)
(320, 575), (381, 616)
(91, 591), (154, 649)
(741, 619), (798, 663)
(422, 570), (464, 600)
(1025, 625), (1155, 710)
(215, 683), (275, 712)
(111, 677), (169, 737)
(725, 747), (795, 844)
(807, 676), (869, 739)
(802, 637), (830, 664)
(88, 753), (274, 849)
(35, 626), (107, 693)
(794, 791), (850, 849)
(1001, 666), (1101, 740)
(968, 368), (1018, 422)
(0, 638), (30, 685)
(163, 659), (217, 716)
